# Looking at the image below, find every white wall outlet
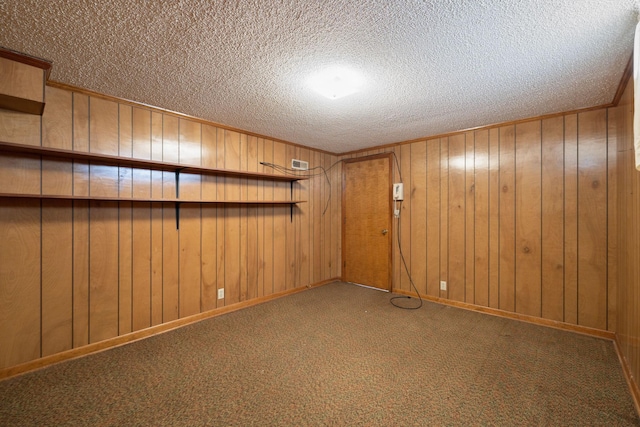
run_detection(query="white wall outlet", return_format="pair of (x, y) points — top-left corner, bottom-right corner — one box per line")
(218, 288), (224, 299)
(440, 281), (447, 291)
(393, 183), (404, 201)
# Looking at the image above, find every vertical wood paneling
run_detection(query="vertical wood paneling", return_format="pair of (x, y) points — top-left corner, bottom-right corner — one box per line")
(392, 147), (401, 291)
(151, 112), (163, 200)
(410, 142), (427, 294)
(298, 147), (311, 288)
(132, 204), (151, 331)
(541, 117), (565, 321)
(577, 109), (608, 329)
(488, 128), (500, 309)
(162, 116), (179, 322)
(150, 206), (163, 325)
(273, 142), (287, 294)
(72, 202), (89, 347)
(119, 203), (133, 335)
(225, 130), (242, 304)
(331, 152), (341, 279)
(448, 134), (465, 302)
(285, 144), (296, 291)
(0, 200), (40, 369)
(89, 202), (119, 343)
(344, 110), (613, 334)
(426, 139), (441, 297)
(178, 120), (202, 318)
(465, 132), (475, 303)
(474, 130), (489, 307)
(614, 77), (636, 387)
(132, 108), (151, 198)
(514, 121), (542, 317)
(400, 144), (411, 292)
(41, 201), (73, 357)
(89, 98), (119, 198)
(239, 135), (249, 300)
(323, 153), (332, 281)
(201, 124), (217, 311)
(263, 139), (275, 297)
(247, 136), (260, 299)
(0, 109), (41, 147)
(607, 105), (618, 333)
(256, 138), (266, 297)
(73, 94), (89, 197)
(118, 105), (133, 335)
(42, 86), (73, 196)
(564, 114), (579, 325)
(439, 138), (449, 298)
(499, 126), (516, 312)
(312, 150), (322, 285)
(215, 129), (226, 307)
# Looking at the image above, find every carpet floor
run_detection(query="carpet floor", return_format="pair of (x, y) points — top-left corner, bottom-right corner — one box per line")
(0, 282), (638, 426)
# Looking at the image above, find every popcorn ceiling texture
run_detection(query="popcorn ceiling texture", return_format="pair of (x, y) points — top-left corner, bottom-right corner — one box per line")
(0, 0), (636, 153)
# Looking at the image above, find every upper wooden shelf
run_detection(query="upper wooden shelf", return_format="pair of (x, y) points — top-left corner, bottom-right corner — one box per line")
(0, 49), (51, 115)
(0, 193), (306, 204)
(0, 141), (306, 182)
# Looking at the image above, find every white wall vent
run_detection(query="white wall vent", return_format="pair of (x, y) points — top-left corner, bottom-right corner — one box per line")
(291, 159), (309, 171)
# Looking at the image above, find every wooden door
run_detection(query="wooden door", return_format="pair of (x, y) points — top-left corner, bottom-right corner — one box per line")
(342, 154), (392, 290)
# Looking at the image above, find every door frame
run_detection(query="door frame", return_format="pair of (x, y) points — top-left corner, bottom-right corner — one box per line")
(341, 153), (394, 290)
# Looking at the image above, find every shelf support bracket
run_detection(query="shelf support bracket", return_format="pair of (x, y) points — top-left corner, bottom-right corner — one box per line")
(290, 181), (294, 222)
(175, 168), (185, 199)
(175, 168), (185, 229)
(176, 202), (181, 230)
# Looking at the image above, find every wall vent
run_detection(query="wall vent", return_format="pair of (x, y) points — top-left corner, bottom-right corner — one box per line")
(291, 159), (309, 170)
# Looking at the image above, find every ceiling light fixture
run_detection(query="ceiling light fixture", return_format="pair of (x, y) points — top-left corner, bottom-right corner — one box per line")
(308, 67), (363, 100)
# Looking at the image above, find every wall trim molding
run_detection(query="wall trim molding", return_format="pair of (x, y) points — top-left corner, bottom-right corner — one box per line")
(614, 334), (640, 417)
(0, 46), (53, 78)
(612, 53), (633, 107)
(392, 288), (615, 340)
(0, 278), (340, 382)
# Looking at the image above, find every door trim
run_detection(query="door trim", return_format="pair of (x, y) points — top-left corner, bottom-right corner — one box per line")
(341, 153), (394, 290)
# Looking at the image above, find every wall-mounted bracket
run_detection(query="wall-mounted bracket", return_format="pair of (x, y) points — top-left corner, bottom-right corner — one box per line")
(175, 168), (185, 229)
(290, 181), (294, 222)
(176, 202), (181, 230)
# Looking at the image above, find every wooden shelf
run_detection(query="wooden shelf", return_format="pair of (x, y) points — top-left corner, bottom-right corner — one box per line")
(0, 193), (306, 205)
(0, 141), (306, 182)
(0, 141), (308, 228)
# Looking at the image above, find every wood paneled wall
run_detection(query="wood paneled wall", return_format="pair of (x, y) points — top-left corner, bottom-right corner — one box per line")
(615, 75), (640, 395)
(346, 108), (617, 331)
(0, 85), (342, 371)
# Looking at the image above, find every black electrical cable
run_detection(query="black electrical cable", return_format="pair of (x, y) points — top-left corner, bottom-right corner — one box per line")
(260, 159), (347, 215)
(390, 200), (423, 310)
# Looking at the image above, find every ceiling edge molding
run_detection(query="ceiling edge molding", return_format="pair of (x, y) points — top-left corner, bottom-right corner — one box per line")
(612, 53), (633, 106)
(0, 46), (53, 79)
(46, 80), (339, 157)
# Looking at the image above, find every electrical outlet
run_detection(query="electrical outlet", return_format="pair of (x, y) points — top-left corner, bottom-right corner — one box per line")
(218, 288), (224, 299)
(440, 281), (447, 291)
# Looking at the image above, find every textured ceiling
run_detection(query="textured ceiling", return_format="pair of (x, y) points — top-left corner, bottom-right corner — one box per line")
(0, 0), (637, 153)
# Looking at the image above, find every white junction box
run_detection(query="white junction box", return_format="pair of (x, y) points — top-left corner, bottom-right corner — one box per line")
(440, 281), (447, 291)
(291, 159), (309, 170)
(393, 183), (404, 201)
(218, 288), (225, 299)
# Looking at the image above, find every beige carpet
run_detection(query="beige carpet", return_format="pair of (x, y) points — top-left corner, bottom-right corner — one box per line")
(0, 282), (637, 426)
